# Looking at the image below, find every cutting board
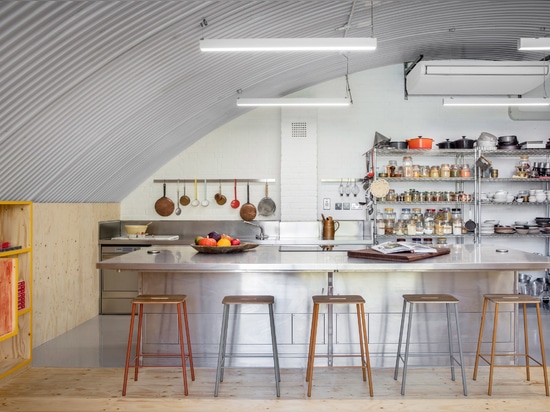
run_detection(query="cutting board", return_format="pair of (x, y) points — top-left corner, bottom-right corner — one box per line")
(347, 247), (450, 262)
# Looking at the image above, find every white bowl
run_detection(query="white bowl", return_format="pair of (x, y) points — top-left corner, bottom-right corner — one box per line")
(529, 196), (537, 202)
(516, 198), (524, 203)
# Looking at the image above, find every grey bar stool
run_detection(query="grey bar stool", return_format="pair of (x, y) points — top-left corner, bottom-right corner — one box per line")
(306, 295), (373, 397)
(394, 294), (467, 396)
(122, 294), (195, 396)
(473, 294), (549, 396)
(214, 295), (280, 397)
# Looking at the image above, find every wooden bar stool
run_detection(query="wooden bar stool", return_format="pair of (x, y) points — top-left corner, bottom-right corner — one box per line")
(306, 295), (373, 397)
(473, 294), (549, 396)
(214, 295), (280, 397)
(393, 294), (467, 396)
(122, 294), (195, 396)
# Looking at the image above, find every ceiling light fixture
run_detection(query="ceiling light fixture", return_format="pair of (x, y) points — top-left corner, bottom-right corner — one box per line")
(518, 37), (550, 51)
(236, 97), (351, 107)
(200, 37), (376, 52)
(443, 97), (550, 107)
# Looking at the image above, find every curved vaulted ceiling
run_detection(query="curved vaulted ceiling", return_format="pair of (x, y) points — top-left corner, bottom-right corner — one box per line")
(1, 0), (548, 202)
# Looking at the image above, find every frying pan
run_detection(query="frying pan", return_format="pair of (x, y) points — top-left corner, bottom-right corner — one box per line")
(216, 180), (227, 205)
(154, 182), (174, 216)
(240, 182), (257, 221)
(180, 181), (190, 206)
(257, 181), (276, 216)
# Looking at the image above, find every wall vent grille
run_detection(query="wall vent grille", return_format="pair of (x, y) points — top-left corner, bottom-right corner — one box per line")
(291, 122), (308, 138)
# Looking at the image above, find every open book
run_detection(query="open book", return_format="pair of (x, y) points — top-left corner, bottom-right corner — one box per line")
(371, 241), (438, 254)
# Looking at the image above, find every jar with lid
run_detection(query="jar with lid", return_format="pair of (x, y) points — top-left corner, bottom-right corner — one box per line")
(386, 189), (396, 202)
(443, 219), (452, 235)
(450, 164), (460, 178)
(412, 164), (421, 178)
(424, 209), (436, 235)
(403, 190), (412, 202)
(402, 156), (413, 178)
(400, 207), (412, 221)
(406, 218), (417, 236)
(460, 164), (471, 177)
(420, 165), (430, 178)
(451, 208), (463, 235)
(411, 190), (421, 202)
(395, 220), (406, 236)
(376, 211), (386, 235)
(517, 155), (530, 177)
(430, 165), (441, 178)
(384, 208), (396, 235)
(440, 163), (451, 178)
(386, 160), (397, 177)
(436, 237), (447, 246)
(422, 238), (433, 245)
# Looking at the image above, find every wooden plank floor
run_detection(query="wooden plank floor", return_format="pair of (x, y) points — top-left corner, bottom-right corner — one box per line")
(0, 366), (548, 411)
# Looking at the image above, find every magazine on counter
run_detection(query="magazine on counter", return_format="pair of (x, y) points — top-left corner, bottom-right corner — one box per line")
(371, 241), (438, 254)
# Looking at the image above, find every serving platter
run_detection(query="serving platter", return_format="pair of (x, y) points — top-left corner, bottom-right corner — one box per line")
(190, 242), (259, 254)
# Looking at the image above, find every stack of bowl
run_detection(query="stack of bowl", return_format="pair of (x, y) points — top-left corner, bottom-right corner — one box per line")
(480, 220), (499, 235)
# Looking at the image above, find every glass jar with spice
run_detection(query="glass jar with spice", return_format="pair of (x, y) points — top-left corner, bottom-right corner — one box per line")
(440, 163), (451, 178)
(412, 164), (421, 178)
(460, 164), (471, 178)
(402, 156), (413, 178)
(430, 165), (441, 178)
(450, 164), (460, 178)
(386, 160), (397, 177)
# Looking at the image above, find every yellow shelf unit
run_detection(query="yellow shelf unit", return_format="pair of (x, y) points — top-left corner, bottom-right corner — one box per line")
(0, 201), (32, 380)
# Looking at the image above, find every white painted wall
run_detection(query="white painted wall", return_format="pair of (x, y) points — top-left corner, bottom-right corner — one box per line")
(121, 63), (549, 255)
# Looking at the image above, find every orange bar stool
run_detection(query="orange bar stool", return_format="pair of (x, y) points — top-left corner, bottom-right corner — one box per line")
(214, 295), (280, 397)
(306, 295), (373, 397)
(394, 294), (467, 396)
(122, 294), (195, 396)
(473, 294), (549, 396)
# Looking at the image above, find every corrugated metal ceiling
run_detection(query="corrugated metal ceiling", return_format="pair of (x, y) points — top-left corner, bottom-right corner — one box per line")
(0, 0), (548, 202)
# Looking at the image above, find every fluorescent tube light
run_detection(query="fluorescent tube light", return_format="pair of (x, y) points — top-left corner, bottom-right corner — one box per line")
(518, 37), (550, 51)
(237, 98), (351, 107)
(443, 97), (550, 107)
(200, 38), (376, 52)
(426, 64), (548, 76)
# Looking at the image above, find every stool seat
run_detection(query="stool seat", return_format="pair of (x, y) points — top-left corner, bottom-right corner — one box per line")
(215, 294), (280, 397)
(306, 294), (373, 397)
(473, 293), (549, 396)
(122, 294), (194, 396)
(394, 293), (467, 396)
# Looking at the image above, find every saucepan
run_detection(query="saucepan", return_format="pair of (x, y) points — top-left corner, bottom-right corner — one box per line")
(406, 136), (434, 149)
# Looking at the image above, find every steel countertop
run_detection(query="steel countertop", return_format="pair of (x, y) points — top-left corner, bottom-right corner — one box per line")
(96, 244), (550, 273)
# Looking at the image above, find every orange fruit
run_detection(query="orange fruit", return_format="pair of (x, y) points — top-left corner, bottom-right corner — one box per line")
(217, 238), (231, 247)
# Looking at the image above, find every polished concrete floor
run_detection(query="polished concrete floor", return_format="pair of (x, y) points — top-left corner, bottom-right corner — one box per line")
(33, 304), (550, 368)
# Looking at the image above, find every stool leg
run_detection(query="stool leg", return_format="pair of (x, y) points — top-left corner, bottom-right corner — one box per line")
(453, 303), (467, 396)
(358, 303), (373, 397)
(488, 302), (499, 396)
(394, 298), (408, 381)
(122, 302), (137, 396)
(306, 302), (320, 397)
(355, 304), (367, 382)
(214, 303), (230, 397)
(134, 303), (144, 382)
(401, 301), (414, 395)
(176, 302), (189, 396)
(446, 303), (456, 381)
(522, 302), (531, 381)
(268, 303), (281, 397)
(182, 300), (195, 381)
(473, 297), (489, 381)
(534, 302), (549, 396)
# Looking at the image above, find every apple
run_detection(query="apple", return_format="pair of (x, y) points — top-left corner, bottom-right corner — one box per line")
(230, 238), (241, 246)
(199, 237), (217, 246)
(194, 236), (204, 245)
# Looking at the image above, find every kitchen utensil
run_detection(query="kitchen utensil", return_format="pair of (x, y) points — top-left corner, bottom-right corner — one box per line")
(154, 182), (175, 216)
(125, 222), (152, 235)
(339, 179), (344, 196)
(175, 181), (182, 215)
(215, 180), (227, 205)
(191, 179), (200, 206)
(475, 154), (492, 176)
(230, 179), (240, 209)
(345, 179), (351, 196)
(180, 181), (190, 206)
(436, 139), (455, 149)
(322, 216), (340, 239)
(370, 178), (390, 198)
(452, 136), (476, 149)
(351, 179), (360, 197)
(406, 136), (434, 149)
(374, 131), (391, 147)
(240, 181), (257, 221)
(257, 180), (276, 216)
(465, 207), (476, 232)
(389, 141), (408, 149)
(201, 179), (210, 207)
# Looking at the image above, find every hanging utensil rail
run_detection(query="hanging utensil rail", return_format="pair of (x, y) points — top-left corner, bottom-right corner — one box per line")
(153, 179), (275, 184)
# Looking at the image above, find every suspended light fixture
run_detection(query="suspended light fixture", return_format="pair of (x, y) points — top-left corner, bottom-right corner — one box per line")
(443, 97), (550, 107)
(236, 97), (351, 107)
(518, 37), (550, 51)
(200, 37), (376, 52)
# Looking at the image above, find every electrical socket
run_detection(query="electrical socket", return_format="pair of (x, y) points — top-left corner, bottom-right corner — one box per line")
(323, 198), (331, 210)
(335, 203), (342, 210)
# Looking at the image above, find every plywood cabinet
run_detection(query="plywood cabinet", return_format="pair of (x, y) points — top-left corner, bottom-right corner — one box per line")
(0, 201), (32, 379)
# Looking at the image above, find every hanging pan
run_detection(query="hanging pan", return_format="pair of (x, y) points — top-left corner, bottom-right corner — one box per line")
(154, 182), (174, 217)
(240, 181), (257, 221)
(258, 180), (276, 216)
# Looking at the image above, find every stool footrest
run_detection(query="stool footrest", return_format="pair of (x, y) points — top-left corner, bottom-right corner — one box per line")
(477, 354), (545, 368)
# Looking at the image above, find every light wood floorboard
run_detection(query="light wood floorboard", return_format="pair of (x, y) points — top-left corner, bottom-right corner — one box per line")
(0, 366), (548, 411)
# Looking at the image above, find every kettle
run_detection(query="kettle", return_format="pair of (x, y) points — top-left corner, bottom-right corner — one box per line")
(322, 216), (340, 240)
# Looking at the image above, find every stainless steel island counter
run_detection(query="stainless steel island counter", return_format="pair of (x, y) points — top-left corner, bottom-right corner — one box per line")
(97, 244), (550, 368)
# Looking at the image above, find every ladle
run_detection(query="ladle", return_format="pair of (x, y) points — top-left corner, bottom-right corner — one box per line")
(191, 179), (200, 207)
(180, 181), (190, 206)
(201, 179), (210, 207)
(175, 180), (182, 215)
(231, 179), (240, 209)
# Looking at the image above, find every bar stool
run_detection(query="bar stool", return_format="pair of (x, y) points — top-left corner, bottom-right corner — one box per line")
(122, 294), (195, 396)
(473, 294), (549, 396)
(214, 295), (280, 397)
(394, 294), (467, 396)
(306, 295), (373, 397)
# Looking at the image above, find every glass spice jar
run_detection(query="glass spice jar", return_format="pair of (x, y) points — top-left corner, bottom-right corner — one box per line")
(430, 165), (441, 178)
(412, 164), (421, 178)
(461, 164), (471, 177)
(440, 163), (451, 178)
(420, 165), (431, 178)
(450, 164), (460, 178)
(403, 156), (413, 178)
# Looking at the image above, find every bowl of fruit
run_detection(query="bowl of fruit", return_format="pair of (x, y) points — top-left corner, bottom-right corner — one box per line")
(191, 231), (258, 254)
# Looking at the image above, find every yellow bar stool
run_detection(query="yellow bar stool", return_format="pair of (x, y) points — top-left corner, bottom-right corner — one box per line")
(122, 294), (195, 396)
(394, 294), (467, 396)
(306, 295), (373, 397)
(473, 294), (549, 396)
(214, 295), (280, 397)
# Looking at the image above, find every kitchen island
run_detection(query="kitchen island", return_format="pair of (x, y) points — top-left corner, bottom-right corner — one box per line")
(97, 244), (550, 368)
